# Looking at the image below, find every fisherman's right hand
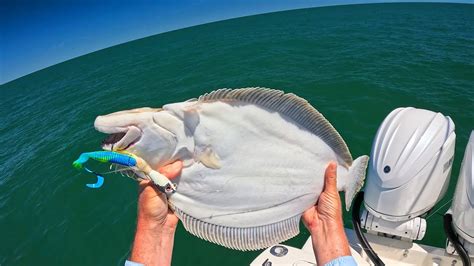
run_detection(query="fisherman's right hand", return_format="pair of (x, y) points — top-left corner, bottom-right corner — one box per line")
(302, 162), (343, 232)
(302, 162), (352, 265)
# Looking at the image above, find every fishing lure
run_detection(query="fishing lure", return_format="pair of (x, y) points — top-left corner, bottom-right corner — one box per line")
(72, 151), (137, 188)
(72, 151), (176, 193)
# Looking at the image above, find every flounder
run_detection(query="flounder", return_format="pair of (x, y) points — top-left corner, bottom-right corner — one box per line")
(94, 88), (368, 250)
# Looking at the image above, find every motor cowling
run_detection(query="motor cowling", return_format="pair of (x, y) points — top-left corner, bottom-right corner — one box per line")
(362, 107), (455, 241)
(446, 131), (474, 257)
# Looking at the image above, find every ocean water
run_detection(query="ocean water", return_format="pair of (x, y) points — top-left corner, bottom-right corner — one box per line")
(1, 3), (473, 265)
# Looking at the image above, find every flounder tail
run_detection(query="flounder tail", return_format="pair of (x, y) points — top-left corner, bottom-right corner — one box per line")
(344, 155), (369, 211)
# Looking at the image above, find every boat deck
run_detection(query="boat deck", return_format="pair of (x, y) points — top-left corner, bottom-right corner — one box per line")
(251, 229), (473, 265)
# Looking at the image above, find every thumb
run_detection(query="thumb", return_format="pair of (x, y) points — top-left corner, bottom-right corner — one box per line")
(324, 161), (337, 192)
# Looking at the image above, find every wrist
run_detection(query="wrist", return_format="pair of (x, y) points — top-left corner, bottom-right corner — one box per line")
(311, 218), (346, 245)
(137, 213), (164, 232)
(136, 212), (177, 237)
(310, 220), (351, 265)
(162, 223), (177, 235)
(131, 218), (163, 265)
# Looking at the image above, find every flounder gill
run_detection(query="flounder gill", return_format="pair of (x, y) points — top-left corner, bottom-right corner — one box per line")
(94, 88), (369, 250)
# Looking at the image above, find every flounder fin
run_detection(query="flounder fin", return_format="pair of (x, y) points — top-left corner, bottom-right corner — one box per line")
(344, 155), (369, 211)
(174, 207), (301, 251)
(197, 147), (221, 169)
(198, 87), (353, 166)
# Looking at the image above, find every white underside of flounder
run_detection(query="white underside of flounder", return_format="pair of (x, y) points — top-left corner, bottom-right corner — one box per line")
(158, 88), (368, 251)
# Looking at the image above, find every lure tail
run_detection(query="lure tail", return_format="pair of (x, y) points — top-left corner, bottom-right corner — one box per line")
(84, 168), (105, 188)
(72, 153), (91, 169)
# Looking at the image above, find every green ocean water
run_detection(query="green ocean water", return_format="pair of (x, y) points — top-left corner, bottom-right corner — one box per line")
(1, 3), (473, 265)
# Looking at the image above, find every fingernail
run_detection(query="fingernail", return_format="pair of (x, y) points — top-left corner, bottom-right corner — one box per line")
(328, 161), (335, 168)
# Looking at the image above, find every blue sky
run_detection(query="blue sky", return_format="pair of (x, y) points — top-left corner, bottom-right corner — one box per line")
(1, 0), (472, 84)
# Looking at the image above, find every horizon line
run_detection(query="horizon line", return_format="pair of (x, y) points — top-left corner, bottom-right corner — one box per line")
(1, 1), (472, 86)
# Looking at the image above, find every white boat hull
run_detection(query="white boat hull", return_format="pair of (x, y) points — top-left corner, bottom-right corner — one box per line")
(251, 229), (474, 265)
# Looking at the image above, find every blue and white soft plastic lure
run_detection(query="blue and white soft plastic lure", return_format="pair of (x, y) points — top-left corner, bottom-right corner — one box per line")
(72, 151), (176, 193)
(72, 151), (137, 188)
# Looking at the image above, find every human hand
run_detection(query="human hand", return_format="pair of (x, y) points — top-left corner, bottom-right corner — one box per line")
(131, 160), (183, 266)
(302, 162), (351, 265)
(302, 161), (343, 232)
(137, 160), (183, 231)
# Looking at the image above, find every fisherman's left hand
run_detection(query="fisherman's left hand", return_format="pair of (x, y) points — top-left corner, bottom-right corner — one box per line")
(131, 161), (183, 266)
(137, 160), (183, 231)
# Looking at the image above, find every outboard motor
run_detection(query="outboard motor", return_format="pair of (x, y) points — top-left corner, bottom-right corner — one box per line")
(445, 131), (474, 266)
(361, 107), (456, 242)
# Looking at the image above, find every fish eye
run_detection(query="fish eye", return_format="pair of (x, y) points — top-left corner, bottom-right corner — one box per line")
(383, 165), (391, 173)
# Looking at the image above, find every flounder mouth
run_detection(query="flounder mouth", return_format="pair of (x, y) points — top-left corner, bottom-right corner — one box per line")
(100, 126), (142, 151)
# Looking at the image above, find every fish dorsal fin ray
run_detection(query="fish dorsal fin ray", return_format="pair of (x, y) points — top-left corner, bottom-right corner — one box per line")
(174, 206), (300, 251)
(198, 87), (353, 166)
